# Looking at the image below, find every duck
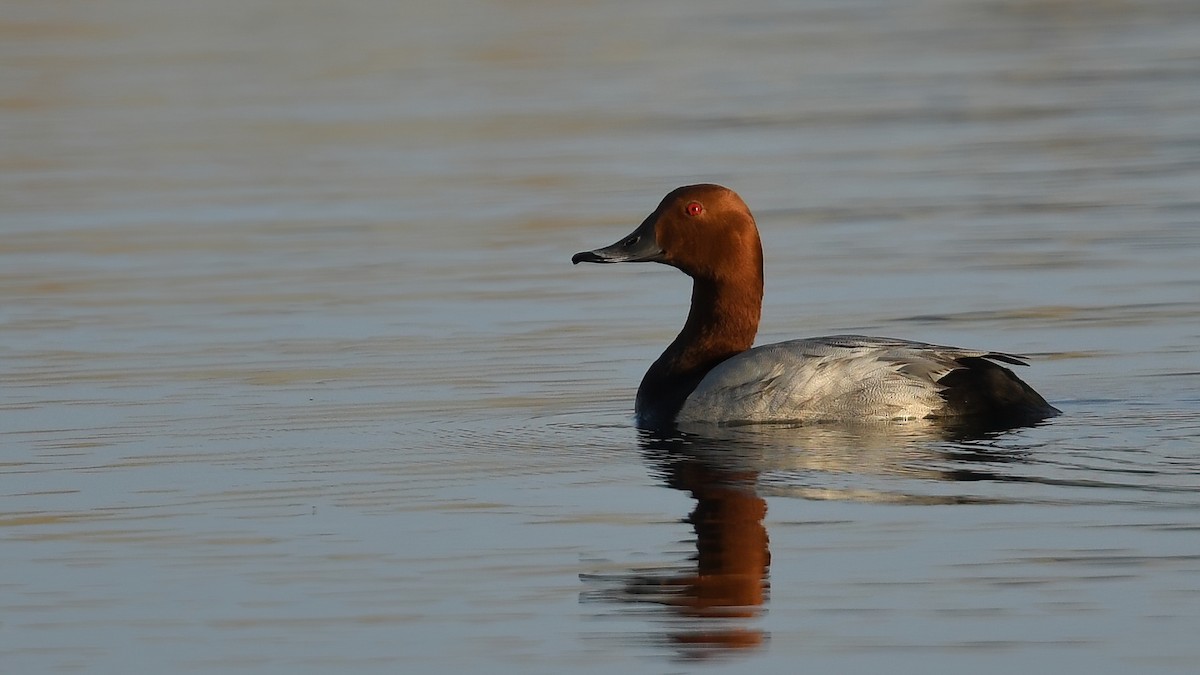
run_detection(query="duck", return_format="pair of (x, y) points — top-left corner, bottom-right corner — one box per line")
(571, 184), (1060, 430)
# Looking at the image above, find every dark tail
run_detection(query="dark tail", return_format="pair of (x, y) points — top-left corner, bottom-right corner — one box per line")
(936, 356), (1060, 430)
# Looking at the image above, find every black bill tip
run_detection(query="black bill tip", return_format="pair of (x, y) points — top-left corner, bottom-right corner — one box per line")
(571, 250), (607, 265)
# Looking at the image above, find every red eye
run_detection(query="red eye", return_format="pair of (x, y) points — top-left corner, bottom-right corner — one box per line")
(686, 201), (703, 217)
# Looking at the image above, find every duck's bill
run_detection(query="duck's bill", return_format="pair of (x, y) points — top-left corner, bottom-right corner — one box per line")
(571, 218), (664, 264)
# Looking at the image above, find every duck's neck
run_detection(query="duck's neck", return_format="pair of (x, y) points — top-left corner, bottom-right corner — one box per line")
(636, 273), (763, 427)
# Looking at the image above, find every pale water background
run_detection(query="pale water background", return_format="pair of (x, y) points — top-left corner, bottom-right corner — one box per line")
(3, 0), (1200, 673)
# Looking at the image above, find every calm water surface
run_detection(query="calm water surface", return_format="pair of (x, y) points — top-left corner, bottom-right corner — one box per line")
(3, 0), (1199, 672)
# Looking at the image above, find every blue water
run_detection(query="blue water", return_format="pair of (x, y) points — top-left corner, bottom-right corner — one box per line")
(2, 0), (1199, 673)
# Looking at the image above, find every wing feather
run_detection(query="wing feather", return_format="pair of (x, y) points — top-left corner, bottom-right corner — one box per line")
(676, 335), (1030, 424)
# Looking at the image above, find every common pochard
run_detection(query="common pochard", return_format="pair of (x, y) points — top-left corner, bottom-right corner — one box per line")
(572, 184), (1059, 429)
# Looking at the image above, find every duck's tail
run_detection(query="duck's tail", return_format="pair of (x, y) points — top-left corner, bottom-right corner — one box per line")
(936, 356), (1060, 429)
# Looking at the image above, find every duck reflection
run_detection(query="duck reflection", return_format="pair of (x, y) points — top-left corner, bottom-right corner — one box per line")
(641, 429), (771, 651)
(581, 427), (772, 657)
(584, 419), (1041, 660)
